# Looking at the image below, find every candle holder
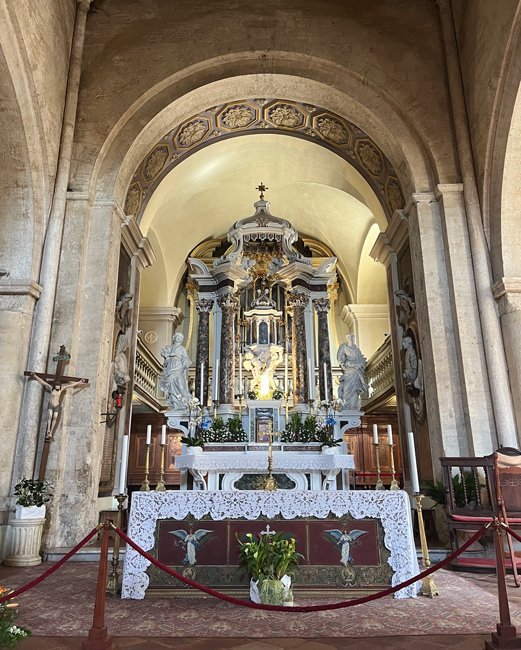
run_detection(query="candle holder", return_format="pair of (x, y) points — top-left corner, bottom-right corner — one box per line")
(373, 442), (385, 490)
(212, 399), (219, 419)
(155, 442), (166, 491)
(106, 492), (127, 595)
(140, 440), (151, 492)
(284, 392), (289, 422)
(389, 442), (400, 491)
(236, 393), (244, 417)
(415, 493), (439, 597)
(262, 430), (277, 491)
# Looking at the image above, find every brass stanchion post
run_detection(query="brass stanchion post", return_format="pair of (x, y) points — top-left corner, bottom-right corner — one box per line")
(83, 522), (117, 650)
(415, 493), (439, 598)
(106, 494), (126, 596)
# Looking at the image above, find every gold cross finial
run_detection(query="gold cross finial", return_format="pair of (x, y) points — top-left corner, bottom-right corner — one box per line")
(255, 182), (268, 200)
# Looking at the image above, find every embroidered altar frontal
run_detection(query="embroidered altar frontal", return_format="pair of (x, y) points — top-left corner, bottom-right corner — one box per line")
(122, 490), (419, 599)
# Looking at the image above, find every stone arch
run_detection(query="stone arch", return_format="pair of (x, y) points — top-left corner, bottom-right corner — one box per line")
(84, 53), (442, 211)
(123, 98), (405, 223)
(483, 6), (521, 280)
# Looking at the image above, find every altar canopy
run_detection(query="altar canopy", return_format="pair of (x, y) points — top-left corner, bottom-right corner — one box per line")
(122, 490), (419, 600)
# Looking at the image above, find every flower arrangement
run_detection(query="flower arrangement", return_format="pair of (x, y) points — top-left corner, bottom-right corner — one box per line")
(198, 416), (247, 443)
(180, 435), (204, 448)
(236, 529), (303, 604)
(13, 478), (53, 508)
(0, 587), (31, 647)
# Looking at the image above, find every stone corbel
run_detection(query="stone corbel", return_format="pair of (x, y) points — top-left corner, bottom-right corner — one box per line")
(492, 277), (521, 316)
(120, 214), (156, 270)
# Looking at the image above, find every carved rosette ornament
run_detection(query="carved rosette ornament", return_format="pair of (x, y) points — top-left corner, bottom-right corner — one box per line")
(178, 120), (208, 146)
(313, 298), (333, 402)
(217, 293), (239, 404)
(221, 106), (254, 128)
(287, 291), (308, 404)
(316, 117), (348, 144)
(357, 141), (383, 176)
(195, 298), (214, 407)
(268, 105), (303, 128)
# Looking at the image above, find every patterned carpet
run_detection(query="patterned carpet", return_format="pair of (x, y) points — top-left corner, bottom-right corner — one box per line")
(2, 561), (520, 639)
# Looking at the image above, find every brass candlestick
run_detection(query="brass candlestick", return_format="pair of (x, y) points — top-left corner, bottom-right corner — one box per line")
(415, 493), (439, 598)
(262, 430), (277, 491)
(237, 393), (244, 417)
(140, 440), (151, 491)
(155, 442), (166, 491)
(284, 392), (289, 422)
(213, 399), (218, 419)
(373, 442), (385, 490)
(106, 493), (126, 595)
(389, 443), (399, 491)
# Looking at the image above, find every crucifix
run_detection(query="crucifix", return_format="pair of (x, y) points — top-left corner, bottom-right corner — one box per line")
(25, 345), (89, 479)
(255, 182), (268, 200)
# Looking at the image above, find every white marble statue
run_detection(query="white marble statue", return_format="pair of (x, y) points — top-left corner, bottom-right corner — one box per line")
(336, 334), (368, 410)
(243, 343), (283, 397)
(112, 333), (131, 392)
(160, 332), (192, 409)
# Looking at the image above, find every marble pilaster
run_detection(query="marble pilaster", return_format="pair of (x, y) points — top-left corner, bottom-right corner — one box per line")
(313, 298), (333, 403)
(288, 291), (308, 405)
(195, 298), (213, 408)
(217, 293), (238, 405)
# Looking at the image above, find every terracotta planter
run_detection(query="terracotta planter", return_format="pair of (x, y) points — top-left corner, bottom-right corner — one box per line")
(5, 505), (46, 567)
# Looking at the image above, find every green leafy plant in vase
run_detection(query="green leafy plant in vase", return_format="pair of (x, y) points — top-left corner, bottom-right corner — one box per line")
(236, 529), (303, 605)
(0, 587), (31, 648)
(13, 478), (53, 519)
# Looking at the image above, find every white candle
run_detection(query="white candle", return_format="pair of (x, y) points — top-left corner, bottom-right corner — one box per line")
(118, 435), (129, 495)
(372, 423), (378, 445)
(323, 363), (328, 402)
(284, 352), (289, 394)
(213, 358), (220, 401)
(387, 424), (393, 445)
(161, 424), (166, 446)
(239, 353), (243, 389)
(146, 425), (151, 445)
(407, 430), (420, 494)
(200, 362), (204, 405)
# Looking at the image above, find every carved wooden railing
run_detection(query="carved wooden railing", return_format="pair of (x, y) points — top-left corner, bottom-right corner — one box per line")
(364, 335), (394, 405)
(134, 337), (164, 411)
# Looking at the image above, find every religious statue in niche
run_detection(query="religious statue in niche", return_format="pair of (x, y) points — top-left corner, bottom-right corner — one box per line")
(243, 343), (284, 398)
(401, 330), (424, 419)
(160, 332), (192, 409)
(336, 334), (368, 410)
(115, 288), (133, 331)
(112, 333), (131, 393)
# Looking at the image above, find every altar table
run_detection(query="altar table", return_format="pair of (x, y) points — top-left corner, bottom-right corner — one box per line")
(175, 451), (356, 490)
(122, 490), (419, 599)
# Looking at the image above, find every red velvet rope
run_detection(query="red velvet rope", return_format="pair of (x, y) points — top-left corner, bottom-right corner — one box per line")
(116, 524), (489, 612)
(0, 525), (99, 605)
(504, 525), (521, 544)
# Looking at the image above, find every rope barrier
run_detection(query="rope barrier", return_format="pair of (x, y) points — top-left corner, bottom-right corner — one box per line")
(0, 525), (100, 605)
(504, 525), (521, 545)
(115, 523), (490, 612)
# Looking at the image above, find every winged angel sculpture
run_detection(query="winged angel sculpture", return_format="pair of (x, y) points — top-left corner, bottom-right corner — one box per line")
(168, 528), (214, 565)
(323, 529), (367, 566)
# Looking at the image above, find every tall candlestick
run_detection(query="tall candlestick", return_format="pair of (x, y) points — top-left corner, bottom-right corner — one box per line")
(213, 358), (220, 401)
(323, 363), (328, 402)
(239, 353), (243, 389)
(118, 435), (129, 495)
(387, 424), (393, 445)
(308, 359), (314, 400)
(146, 425), (151, 445)
(200, 362), (204, 406)
(161, 424), (166, 446)
(407, 430), (420, 493)
(284, 352), (288, 394)
(372, 423), (378, 445)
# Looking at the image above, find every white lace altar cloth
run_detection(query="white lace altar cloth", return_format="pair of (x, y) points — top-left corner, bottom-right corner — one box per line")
(175, 451), (355, 471)
(121, 490), (419, 600)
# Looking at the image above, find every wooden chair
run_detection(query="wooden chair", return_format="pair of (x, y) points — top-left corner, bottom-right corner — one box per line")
(440, 449), (521, 583)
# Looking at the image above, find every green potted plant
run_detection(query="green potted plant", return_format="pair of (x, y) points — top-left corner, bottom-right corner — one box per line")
(180, 435), (204, 454)
(5, 478), (53, 567)
(0, 586), (31, 647)
(236, 530), (303, 605)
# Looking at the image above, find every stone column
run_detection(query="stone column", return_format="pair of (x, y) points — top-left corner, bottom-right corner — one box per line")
(288, 291), (308, 406)
(493, 279), (521, 444)
(217, 293), (238, 406)
(313, 298), (333, 403)
(15, 0), (93, 480)
(195, 298), (213, 408)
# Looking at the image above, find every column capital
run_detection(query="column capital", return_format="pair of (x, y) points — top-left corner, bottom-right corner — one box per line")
(287, 291), (307, 310)
(411, 192), (437, 205)
(435, 183), (464, 199)
(313, 297), (331, 313)
(217, 292), (238, 311)
(196, 298), (214, 314)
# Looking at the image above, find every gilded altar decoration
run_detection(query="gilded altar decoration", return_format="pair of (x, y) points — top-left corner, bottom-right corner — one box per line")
(178, 120), (208, 146)
(357, 141), (384, 176)
(268, 105), (303, 128)
(316, 117), (348, 144)
(221, 105), (255, 128)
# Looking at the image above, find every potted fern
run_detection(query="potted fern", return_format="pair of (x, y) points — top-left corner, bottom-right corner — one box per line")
(236, 529), (303, 605)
